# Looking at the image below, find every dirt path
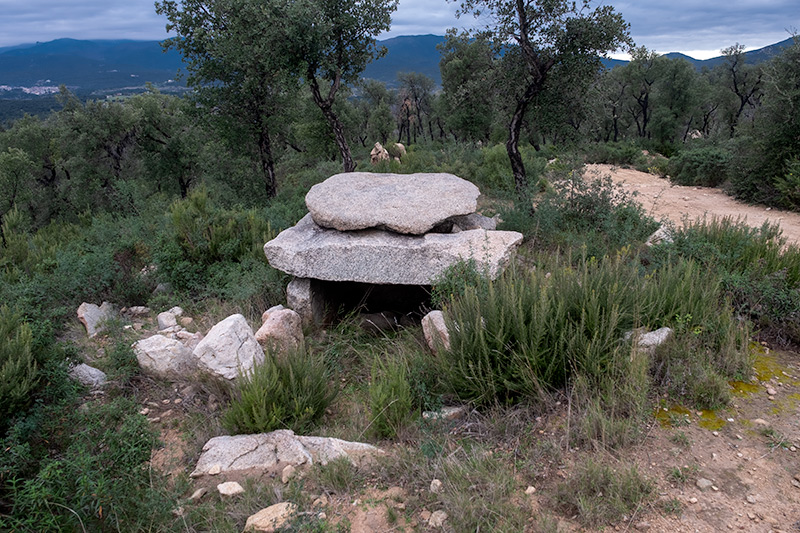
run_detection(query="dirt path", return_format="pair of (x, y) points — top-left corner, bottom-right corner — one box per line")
(587, 164), (800, 245)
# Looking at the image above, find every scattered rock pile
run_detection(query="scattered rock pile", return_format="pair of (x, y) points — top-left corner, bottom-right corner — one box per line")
(264, 172), (523, 324)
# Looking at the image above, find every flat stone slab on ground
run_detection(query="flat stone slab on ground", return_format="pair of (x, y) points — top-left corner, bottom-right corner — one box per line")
(190, 429), (382, 477)
(264, 214), (522, 285)
(305, 172), (480, 235)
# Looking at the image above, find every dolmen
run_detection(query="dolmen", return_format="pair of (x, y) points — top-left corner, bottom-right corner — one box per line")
(264, 172), (523, 324)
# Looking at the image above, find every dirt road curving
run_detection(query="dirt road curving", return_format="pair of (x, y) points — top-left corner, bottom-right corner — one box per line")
(587, 164), (800, 245)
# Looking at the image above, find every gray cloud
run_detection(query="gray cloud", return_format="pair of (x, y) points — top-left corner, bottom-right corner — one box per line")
(0, 0), (795, 58)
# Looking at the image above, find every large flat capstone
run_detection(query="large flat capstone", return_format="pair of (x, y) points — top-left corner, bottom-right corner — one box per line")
(264, 214), (522, 285)
(305, 172), (480, 235)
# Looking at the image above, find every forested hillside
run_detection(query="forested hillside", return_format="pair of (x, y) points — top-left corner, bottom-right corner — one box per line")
(2, 0), (800, 530)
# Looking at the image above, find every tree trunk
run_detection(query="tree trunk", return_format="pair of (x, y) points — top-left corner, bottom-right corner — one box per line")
(507, 100), (529, 197)
(507, 81), (540, 198)
(258, 125), (277, 198)
(308, 72), (355, 173)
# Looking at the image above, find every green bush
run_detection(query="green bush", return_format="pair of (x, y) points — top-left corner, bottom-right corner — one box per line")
(555, 459), (653, 527)
(2, 397), (176, 532)
(367, 355), (414, 439)
(583, 141), (647, 167)
(430, 257), (488, 309)
(0, 306), (38, 434)
(501, 170), (658, 256)
(667, 146), (732, 187)
(223, 349), (337, 435)
(436, 253), (749, 411)
(656, 216), (800, 344)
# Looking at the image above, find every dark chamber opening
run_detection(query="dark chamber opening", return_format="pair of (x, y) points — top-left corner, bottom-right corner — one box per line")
(315, 280), (432, 321)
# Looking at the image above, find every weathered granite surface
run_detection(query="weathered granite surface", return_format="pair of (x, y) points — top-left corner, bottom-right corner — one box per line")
(305, 172), (480, 235)
(264, 214), (522, 285)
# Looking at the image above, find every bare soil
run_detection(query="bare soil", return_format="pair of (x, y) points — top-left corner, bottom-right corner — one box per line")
(588, 163), (800, 245)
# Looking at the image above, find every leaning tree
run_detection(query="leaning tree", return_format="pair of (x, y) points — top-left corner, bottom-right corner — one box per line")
(452, 0), (631, 196)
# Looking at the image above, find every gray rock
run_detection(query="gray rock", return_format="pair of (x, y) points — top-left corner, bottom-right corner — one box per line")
(696, 478), (714, 491)
(287, 279), (324, 326)
(245, 502), (297, 532)
(157, 311), (178, 331)
(646, 226), (674, 247)
(450, 213), (497, 232)
(261, 304), (286, 324)
(190, 430), (382, 477)
(305, 172), (480, 235)
(217, 481), (244, 496)
(264, 214), (522, 285)
(429, 510), (448, 527)
(125, 306), (151, 317)
(77, 302), (115, 337)
(422, 310), (450, 351)
(637, 327), (673, 351)
(193, 314), (264, 380)
(69, 363), (107, 388)
(626, 327), (673, 354)
(255, 308), (304, 355)
(133, 335), (197, 379)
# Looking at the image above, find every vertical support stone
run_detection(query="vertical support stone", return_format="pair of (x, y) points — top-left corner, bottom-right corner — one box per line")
(287, 278), (324, 326)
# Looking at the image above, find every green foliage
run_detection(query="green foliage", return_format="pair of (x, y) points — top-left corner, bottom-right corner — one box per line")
(657, 216), (800, 343)
(367, 355), (414, 439)
(2, 397), (176, 531)
(667, 145), (732, 187)
(436, 252), (748, 417)
(223, 349), (337, 435)
(430, 257), (488, 309)
(503, 169), (658, 256)
(555, 459), (654, 527)
(773, 157), (800, 209)
(155, 188), (286, 310)
(583, 141), (648, 167)
(0, 306), (38, 433)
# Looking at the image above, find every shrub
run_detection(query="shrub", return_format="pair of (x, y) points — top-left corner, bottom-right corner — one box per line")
(436, 253), (749, 415)
(667, 145), (732, 187)
(2, 397), (176, 531)
(223, 348), (337, 435)
(583, 141), (647, 167)
(430, 257), (488, 309)
(0, 306), (38, 434)
(555, 459), (653, 527)
(501, 169), (658, 256)
(367, 355), (414, 439)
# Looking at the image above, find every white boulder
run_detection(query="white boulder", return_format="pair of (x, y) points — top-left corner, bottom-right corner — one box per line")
(422, 310), (450, 351)
(192, 314), (264, 380)
(133, 335), (197, 379)
(77, 302), (115, 337)
(255, 308), (304, 355)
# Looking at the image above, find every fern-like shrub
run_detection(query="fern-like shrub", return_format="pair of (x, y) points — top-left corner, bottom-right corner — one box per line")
(0, 306), (38, 432)
(223, 348), (336, 435)
(368, 355), (414, 439)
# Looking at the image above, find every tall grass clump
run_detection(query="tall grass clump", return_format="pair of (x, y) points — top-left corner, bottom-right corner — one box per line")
(657, 216), (800, 344)
(367, 355), (414, 439)
(555, 459), (654, 527)
(223, 348), (337, 435)
(0, 306), (38, 434)
(435, 252), (750, 423)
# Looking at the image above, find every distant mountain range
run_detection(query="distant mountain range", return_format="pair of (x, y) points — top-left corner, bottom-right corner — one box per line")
(0, 35), (796, 97)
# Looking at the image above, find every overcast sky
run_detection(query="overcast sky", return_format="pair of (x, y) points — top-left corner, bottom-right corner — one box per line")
(0, 0), (796, 59)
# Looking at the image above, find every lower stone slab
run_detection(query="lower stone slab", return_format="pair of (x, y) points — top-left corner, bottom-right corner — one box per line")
(264, 214), (522, 285)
